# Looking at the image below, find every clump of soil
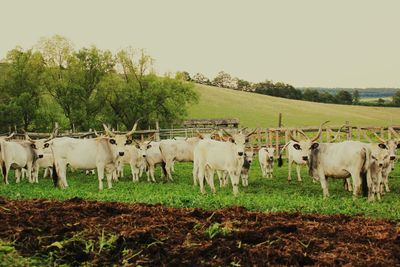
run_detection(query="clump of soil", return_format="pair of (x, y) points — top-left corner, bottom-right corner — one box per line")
(0, 197), (399, 266)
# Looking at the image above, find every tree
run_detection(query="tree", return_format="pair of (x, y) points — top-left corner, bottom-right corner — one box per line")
(303, 89), (321, 102)
(175, 71), (191, 81)
(1, 47), (45, 130)
(392, 90), (400, 107)
(212, 71), (237, 89)
(335, 90), (353, 105)
(192, 73), (210, 85)
(39, 35), (115, 130)
(237, 79), (252, 91)
(101, 48), (198, 129)
(352, 90), (360, 104)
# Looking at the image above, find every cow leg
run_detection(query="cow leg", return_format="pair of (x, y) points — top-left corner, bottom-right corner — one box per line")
(260, 163), (266, 177)
(165, 160), (174, 182)
(296, 164), (302, 182)
(383, 172), (390, 192)
(192, 160), (198, 186)
(58, 164), (68, 189)
(149, 164), (156, 183)
(241, 173), (248, 187)
(206, 167), (216, 194)
(97, 164), (105, 190)
(26, 163), (35, 184)
(216, 170), (223, 187)
(318, 173), (329, 199)
(229, 171), (240, 196)
(197, 164), (206, 194)
(14, 168), (21, 184)
(350, 172), (362, 200)
(345, 178), (353, 192)
(105, 166), (114, 189)
(287, 160), (292, 182)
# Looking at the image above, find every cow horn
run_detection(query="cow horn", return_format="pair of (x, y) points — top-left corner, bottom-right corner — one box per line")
(246, 128), (257, 137)
(330, 125), (346, 142)
(391, 129), (400, 139)
(222, 128), (233, 137)
(45, 127), (59, 142)
(93, 130), (100, 137)
(103, 124), (115, 137)
(288, 130), (300, 143)
(363, 130), (373, 142)
(296, 129), (309, 140)
(311, 121), (329, 142)
(4, 132), (15, 140)
(22, 130), (34, 143)
(126, 119), (140, 137)
(373, 132), (386, 143)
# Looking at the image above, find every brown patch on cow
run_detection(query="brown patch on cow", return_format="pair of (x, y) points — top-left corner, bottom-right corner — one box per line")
(0, 198), (399, 266)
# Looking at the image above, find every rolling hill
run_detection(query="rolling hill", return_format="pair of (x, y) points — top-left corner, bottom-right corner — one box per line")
(188, 84), (400, 127)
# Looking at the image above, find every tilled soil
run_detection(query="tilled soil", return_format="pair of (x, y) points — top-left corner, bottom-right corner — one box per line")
(0, 197), (399, 266)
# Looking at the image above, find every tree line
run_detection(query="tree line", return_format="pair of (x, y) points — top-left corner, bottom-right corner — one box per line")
(0, 35), (198, 133)
(187, 71), (400, 107)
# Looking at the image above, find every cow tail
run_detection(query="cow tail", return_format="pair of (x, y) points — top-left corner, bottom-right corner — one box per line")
(360, 148), (370, 197)
(52, 163), (58, 188)
(161, 162), (167, 177)
(278, 154), (283, 167)
(1, 162), (6, 183)
(277, 142), (290, 167)
(1, 141), (6, 182)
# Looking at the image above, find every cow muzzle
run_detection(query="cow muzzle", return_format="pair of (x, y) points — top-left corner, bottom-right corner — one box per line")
(269, 157), (274, 161)
(142, 155), (146, 158)
(302, 156), (308, 161)
(238, 152), (244, 156)
(390, 156), (396, 160)
(119, 152), (125, 156)
(38, 154), (43, 159)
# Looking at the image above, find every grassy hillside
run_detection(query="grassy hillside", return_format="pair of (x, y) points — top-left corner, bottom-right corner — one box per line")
(188, 84), (400, 127)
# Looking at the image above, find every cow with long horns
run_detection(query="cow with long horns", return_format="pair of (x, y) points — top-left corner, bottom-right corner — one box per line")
(51, 121), (138, 190)
(193, 128), (256, 196)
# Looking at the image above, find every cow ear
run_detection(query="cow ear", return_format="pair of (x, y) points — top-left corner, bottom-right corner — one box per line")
(378, 143), (387, 149)
(311, 143), (319, 150)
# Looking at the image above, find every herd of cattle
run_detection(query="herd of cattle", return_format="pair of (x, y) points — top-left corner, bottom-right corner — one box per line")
(0, 121), (398, 201)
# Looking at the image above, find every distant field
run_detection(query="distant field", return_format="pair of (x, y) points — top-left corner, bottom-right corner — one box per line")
(360, 97), (392, 103)
(188, 84), (400, 127)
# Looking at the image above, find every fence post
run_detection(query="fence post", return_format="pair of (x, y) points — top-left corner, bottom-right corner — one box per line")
(345, 121), (351, 140)
(268, 129), (273, 147)
(155, 121), (160, 141)
(285, 129), (289, 157)
(357, 127), (361, 141)
(275, 130), (280, 154)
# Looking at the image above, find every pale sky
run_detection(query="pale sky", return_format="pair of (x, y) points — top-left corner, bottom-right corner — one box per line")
(1, 0), (399, 88)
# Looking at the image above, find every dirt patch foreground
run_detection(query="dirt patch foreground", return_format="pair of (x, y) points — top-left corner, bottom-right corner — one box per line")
(0, 197), (399, 266)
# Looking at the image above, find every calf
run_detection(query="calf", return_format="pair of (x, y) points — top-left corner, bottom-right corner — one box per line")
(143, 141), (167, 182)
(240, 148), (255, 187)
(258, 147), (275, 179)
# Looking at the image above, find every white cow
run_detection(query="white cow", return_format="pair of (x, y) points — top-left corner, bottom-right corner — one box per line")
(307, 140), (371, 199)
(143, 141), (166, 183)
(372, 133), (399, 193)
(258, 147), (275, 179)
(51, 122), (138, 190)
(278, 122), (342, 182)
(24, 131), (57, 183)
(159, 131), (215, 182)
(365, 142), (390, 201)
(1, 139), (36, 184)
(193, 128), (255, 196)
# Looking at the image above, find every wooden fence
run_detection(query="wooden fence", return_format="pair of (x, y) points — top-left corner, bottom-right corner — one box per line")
(3, 123), (400, 153)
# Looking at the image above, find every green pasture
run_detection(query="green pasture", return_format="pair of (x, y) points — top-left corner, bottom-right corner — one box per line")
(188, 84), (400, 127)
(0, 160), (399, 220)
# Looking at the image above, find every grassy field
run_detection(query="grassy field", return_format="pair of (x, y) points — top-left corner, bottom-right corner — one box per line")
(0, 160), (399, 220)
(188, 84), (400, 127)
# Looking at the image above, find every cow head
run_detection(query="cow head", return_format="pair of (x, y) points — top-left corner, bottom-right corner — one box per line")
(103, 121), (138, 158)
(133, 134), (154, 158)
(289, 121), (329, 163)
(244, 147), (255, 164)
(373, 132), (399, 170)
(223, 128), (256, 157)
(266, 147), (275, 162)
(25, 128), (58, 158)
(370, 143), (390, 169)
